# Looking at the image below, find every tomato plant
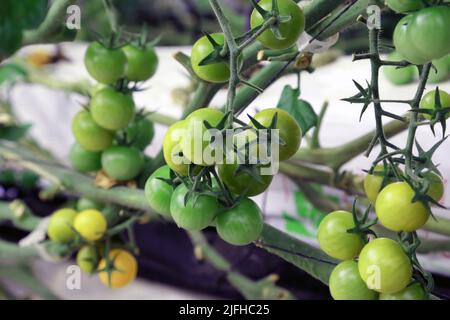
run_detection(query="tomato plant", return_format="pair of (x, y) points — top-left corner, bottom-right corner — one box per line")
(84, 42), (127, 84)
(358, 238), (412, 294)
(250, 0), (305, 50)
(91, 88), (135, 130)
(216, 198), (263, 246)
(101, 146), (144, 181)
(251, 108), (301, 161)
(122, 44), (158, 82)
(74, 209), (107, 241)
(317, 210), (364, 260)
(144, 165), (173, 217)
(72, 110), (113, 151)
(379, 282), (428, 300)
(69, 142), (102, 173)
(98, 249), (137, 288)
(375, 182), (429, 232)
(47, 208), (78, 243)
(170, 184), (218, 231)
(329, 260), (378, 300)
(191, 33), (231, 83)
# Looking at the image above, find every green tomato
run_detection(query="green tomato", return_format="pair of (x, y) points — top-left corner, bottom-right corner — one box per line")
(379, 282), (428, 300)
(393, 15), (429, 65)
(375, 182), (429, 232)
(317, 210), (364, 260)
(251, 108), (302, 161)
(144, 165), (173, 217)
(101, 146), (144, 181)
(170, 184), (219, 231)
(423, 171), (444, 203)
(181, 108), (225, 166)
(72, 110), (113, 151)
(47, 208), (78, 243)
(90, 88), (135, 130)
(191, 33), (231, 83)
(363, 165), (400, 203)
(126, 116), (155, 150)
(122, 44), (158, 82)
(76, 245), (100, 274)
(163, 120), (193, 176)
(218, 162), (273, 197)
(69, 142), (102, 173)
(420, 89), (450, 120)
(428, 56), (449, 83)
(74, 209), (107, 241)
(84, 42), (127, 84)
(385, 0), (423, 13)
(358, 238), (412, 294)
(383, 52), (417, 85)
(216, 198), (263, 246)
(76, 197), (104, 211)
(250, 0), (305, 50)
(329, 260), (378, 300)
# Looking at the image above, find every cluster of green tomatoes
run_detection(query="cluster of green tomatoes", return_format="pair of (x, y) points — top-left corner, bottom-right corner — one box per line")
(145, 107), (301, 245)
(69, 40), (158, 182)
(46, 198), (138, 288)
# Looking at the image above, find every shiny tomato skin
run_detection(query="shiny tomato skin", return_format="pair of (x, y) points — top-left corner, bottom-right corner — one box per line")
(72, 110), (113, 152)
(47, 208), (78, 243)
(144, 165), (173, 217)
(73, 209), (107, 241)
(98, 249), (137, 288)
(379, 282), (428, 300)
(163, 120), (192, 176)
(122, 44), (158, 82)
(84, 42), (127, 84)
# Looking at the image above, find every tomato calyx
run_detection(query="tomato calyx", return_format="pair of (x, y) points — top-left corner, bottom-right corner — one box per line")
(346, 199), (377, 243)
(197, 33), (231, 67)
(249, 0), (292, 41)
(415, 87), (450, 133)
(247, 112), (286, 152)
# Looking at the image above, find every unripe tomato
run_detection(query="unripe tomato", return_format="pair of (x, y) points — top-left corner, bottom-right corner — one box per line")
(126, 117), (155, 150)
(163, 120), (192, 176)
(98, 249), (137, 288)
(181, 108), (225, 166)
(250, 0), (305, 50)
(77, 245), (99, 274)
(420, 89), (450, 120)
(363, 165), (400, 203)
(76, 197), (104, 211)
(329, 260), (378, 300)
(251, 108), (301, 161)
(69, 142), (102, 173)
(358, 238), (412, 294)
(379, 282), (428, 300)
(90, 88), (135, 130)
(144, 165), (173, 217)
(84, 42), (127, 84)
(317, 210), (364, 260)
(393, 15), (428, 65)
(216, 198), (263, 246)
(382, 52), (417, 85)
(72, 110), (113, 151)
(47, 208), (78, 243)
(122, 44), (158, 82)
(170, 184), (218, 231)
(375, 182), (429, 232)
(191, 33), (231, 83)
(423, 171), (444, 203)
(74, 209), (107, 241)
(428, 56), (449, 83)
(385, 0), (423, 13)
(101, 146), (144, 181)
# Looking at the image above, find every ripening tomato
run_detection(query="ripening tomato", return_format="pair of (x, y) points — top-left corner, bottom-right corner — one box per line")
(250, 0), (305, 50)
(379, 282), (428, 300)
(90, 88), (135, 130)
(420, 89), (450, 120)
(122, 44), (158, 82)
(375, 181), (430, 232)
(144, 165), (173, 217)
(72, 110), (113, 151)
(358, 238), (412, 294)
(317, 210), (364, 260)
(98, 249), (137, 288)
(69, 142), (102, 173)
(74, 209), (107, 241)
(47, 208), (78, 243)
(163, 120), (192, 175)
(77, 245), (100, 274)
(329, 260), (378, 300)
(170, 184), (219, 231)
(216, 198), (263, 246)
(84, 42), (127, 84)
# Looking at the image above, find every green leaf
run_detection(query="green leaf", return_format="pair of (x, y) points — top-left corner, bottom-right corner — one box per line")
(276, 85), (318, 135)
(0, 63), (28, 85)
(0, 124), (32, 141)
